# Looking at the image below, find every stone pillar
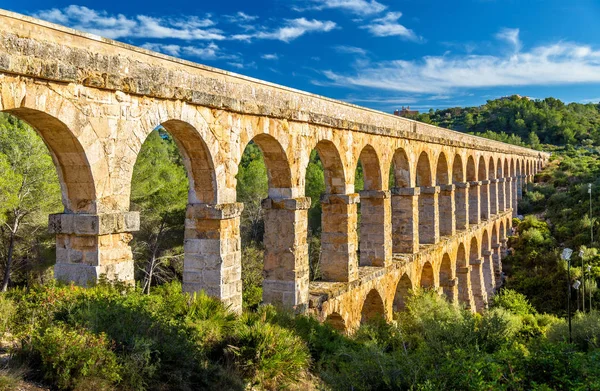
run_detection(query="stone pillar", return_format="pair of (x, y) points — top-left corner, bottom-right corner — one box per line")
(468, 181), (481, 225)
(48, 212), (140, 286)
(489, 179), (498, 215)
(497, 178), (506, 212)
(482, 249), (496, 296)
(391, 187), (420, 254)
(456, 266), (475, 311)
(419, 186), (440, 245)
(359, 190), (392, 267)
(470, 258), (487, 311)
(480, 180), (490, 220)
(505, 177), (513, 213)
(512, 177), (518, 217)
(454, 182), (469, 231)
(49, 212), (139, 287)
(320, 193), (359, 282)
(439, 184), (455, 237)
(183, 203), (243, 313)
(491, 243), (502, 288)
(262, 197), (311, 308)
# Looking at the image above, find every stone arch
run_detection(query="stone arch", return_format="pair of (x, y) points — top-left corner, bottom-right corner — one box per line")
(361, 288), (385, 323)
(481, 230), (494, 297)
(504, 158), (512, 210)
(467, 156), (479, 224)
(452, 154), (465, 183)
(325, 312), (346, 332)
(158, 120), (218, 204)
(488, 157), (497, 215)
(497, 158), (505, 211)
(439, 253), (455, 301)
(393, 273), (412, 312)
(313, 139), (347, 194)
(417, 151), (436, 244)
(420, 261), (435, 288)
(436, 152), (450, 185)
(469, 236), (485, 311)
(357, 144), (383, 191)
(456, 243), (472, 308)
(478, 156), (490, 220)
(2, 109), (97, 214)
(437, 152), (453, 236)
(249, 133), (293, 196)
(391, 148), (411, 188)
(491, 224), (501, 288)
(416, 151), (433, 187)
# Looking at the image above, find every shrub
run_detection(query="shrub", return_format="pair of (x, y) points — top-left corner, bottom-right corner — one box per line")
(490, 289), (536, 316)
(0, 294), (15, 338)
(547, 310), (600, 351)
(227, 311), (310, 389)
(32, 323), (120, 390)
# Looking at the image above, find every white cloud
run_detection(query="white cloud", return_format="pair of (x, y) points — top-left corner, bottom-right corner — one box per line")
(581, 98), (600, 103)
(319, 31), (600, 94)
(141, 42), (235, 61)
(495, 27), (521, 51)
(334, 45), (367, 55)
(225, 11), (258, 23)
(33, 5), (224, 40)
(232, 18), (336, 43)
(261, 54), (279, 60)
(296, 0), (386, 15)
(360, 12), (420, 41)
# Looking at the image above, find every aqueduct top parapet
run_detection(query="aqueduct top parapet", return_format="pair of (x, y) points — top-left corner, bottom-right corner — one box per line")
(0, 9), (545, 158)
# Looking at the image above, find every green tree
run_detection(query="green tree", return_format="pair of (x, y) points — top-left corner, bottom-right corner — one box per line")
(130, 128), (188, 294)
(0, 114), (61, 291)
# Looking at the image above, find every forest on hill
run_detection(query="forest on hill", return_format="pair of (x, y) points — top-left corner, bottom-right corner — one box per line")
(1, 96), (600, 390)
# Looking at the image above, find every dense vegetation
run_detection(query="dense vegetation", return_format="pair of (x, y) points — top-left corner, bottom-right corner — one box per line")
(2, 94), (600, 389)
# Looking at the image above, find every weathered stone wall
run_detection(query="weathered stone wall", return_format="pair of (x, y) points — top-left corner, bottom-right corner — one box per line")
(0, 9), (548, 325)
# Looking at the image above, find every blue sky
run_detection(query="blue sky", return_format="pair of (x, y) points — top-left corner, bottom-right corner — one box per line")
(3, 0), (600, 112)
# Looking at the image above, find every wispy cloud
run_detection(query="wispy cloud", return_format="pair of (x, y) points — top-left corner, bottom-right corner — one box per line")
(294, 0), (386, 15)
(334, 45), (367, 55)
(318, 30), (600, 94)
(495, 27), (521, 52)
(232, 18), (336, 42)
(581, 98), (600, 103)
(261, 53), (279, 60)
(360, 12), (421, 41)
(224, 11), (258, 23)
(141, 42), (236, 61)
(34, 5), (224, 40)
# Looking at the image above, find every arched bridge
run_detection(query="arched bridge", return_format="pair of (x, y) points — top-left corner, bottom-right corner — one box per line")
(0, 10), (549, 331)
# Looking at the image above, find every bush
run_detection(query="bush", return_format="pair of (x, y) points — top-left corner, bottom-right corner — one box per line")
(227, 310), (311, 389)
(547, 310), (600, 351)
(32, 324), (120, 390)
(0, 294), (15, 338)
(490, 289), (536, 316)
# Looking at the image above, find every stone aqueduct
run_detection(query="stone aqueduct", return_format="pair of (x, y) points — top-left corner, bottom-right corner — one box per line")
(0, 10), (549, 331)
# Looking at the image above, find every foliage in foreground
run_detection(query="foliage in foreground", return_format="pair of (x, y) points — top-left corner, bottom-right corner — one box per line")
(1, 284), (600, 390)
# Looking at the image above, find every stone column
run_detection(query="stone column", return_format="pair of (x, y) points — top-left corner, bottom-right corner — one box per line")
(391, 187), (420, 254)
(491, 243), (502, 288)
(454, 182), (469, 231)
(482, 249), (496, 296)
(489, 179), (498, 215)
(497, 178), (506, 212)
(359, 190), (392, 267)
(512, 177), (519, 217)
(419, 186), (440, 245)
(470, 258), (487, 311)
(320, 193), (359, 282)
(50, 212), (140, 287)
(439, 184), (455, 237)
(262, 197), (311, 308)
(480, 180), (490, 220)
(505, 177), (513, 213)
(500, 238), (509, 257)
(468, 181), (481, 225)
(456, 266), (475, 311)
(183, 203), (243, 313)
